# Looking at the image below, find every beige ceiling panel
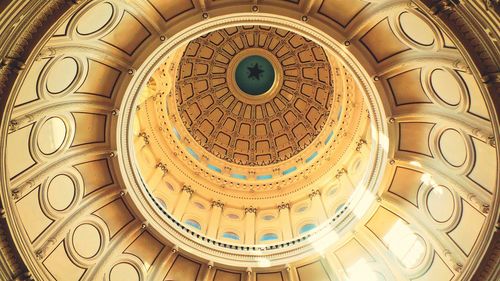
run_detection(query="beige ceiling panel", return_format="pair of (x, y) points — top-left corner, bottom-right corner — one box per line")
(93, 199), (134, 238)
(457, 71), (491, 120)
(447, 200), (485, 256)
(399, 12), (435, 46)
(45, 57), (79, 95)
(318, 0), (369, 27)
(296, 260), (331, 281)
(438, 129), (467, 167)
(71, 112), (107, 147)
(76, 59), (121, 98)
(37, 117), (67, 155)
(256, 272), (284, 281)
(334, 238), (374, 268)
(467, 137), (497, 193)
(7, 124), (36, 179)
(430, 69), (462, 106)
(398, 122), (435, 157)
(43, 242), (86, 281)
(426, 186), (455, 223)
(164, 255), (201, 281)
(76, 2), (114, 36)
(213, 270), (242, 281)
(72, 223), (102, 259)
(387, 68), (431, 106)
(124, 231), (164, 271)
(101, 11), (151, 56)
(147, 0), (194, 22)
(360, 18), (411, 63)
(365, 207), (402, 243)
(74, 158), (113, 196)
(47, 174), (76, 211)
(388, 167), (423, 206)
(109, 262), (140, 281)
(412, 252), (454, 281)
(16, 186), (53, 242)
(15, 58), (49, 106)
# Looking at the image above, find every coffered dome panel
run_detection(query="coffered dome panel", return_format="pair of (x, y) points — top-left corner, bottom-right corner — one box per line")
(176, 26), (334, 166)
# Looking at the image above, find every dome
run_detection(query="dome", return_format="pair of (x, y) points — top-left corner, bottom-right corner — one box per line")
(175, 26), (335, 166)
(0, 1), (498, 281)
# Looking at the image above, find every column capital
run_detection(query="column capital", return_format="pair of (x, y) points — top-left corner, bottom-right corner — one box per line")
(181, 185), (194, 195)
(244, 206), (257, 214)
(335, 168), (347, 179)
(155, 162), (168, 173)
(309, 189), (321, 199)
(355, 139), (367, 151)
(138, 131), (150, 145)
(211, 200), (224, 209)
(277, 202), (290, 210)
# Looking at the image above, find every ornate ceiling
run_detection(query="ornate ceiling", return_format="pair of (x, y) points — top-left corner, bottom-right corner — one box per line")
(0, 0), (498, 281)
(176, 26), (334, 166)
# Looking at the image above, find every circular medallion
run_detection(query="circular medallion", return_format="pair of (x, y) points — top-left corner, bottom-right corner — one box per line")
(235, 55), (275, 96)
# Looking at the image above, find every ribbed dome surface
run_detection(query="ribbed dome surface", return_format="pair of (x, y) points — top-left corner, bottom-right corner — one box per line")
(176, 26), (334, 166)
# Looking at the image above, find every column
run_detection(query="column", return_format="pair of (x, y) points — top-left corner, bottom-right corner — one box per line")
(147, 163), (167, 192)
(134, 132), (148, 149)
(336, 168), (354, 189)
(278, 203), (293, 240)
(201, 262), (214, 281)
(309, 190), (327, 221)
(244, 206), (257, 244)
(285, 265), (298, 281)
(355, 139), (367, 153)
(206, 200), (224, 237)
(245, 268), (253, 281)
(173, 185), (193, 218)
(320, 255), (340, 281)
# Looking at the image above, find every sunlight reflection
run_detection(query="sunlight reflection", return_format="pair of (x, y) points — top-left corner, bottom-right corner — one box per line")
(378, 130), (389, 152)
(256, 257), (271, 267)
(352, 192), (375, 218)
(347, 258), (379, 281)
(383, 220), (425, 268)
(311, 231), (339, 254)
(409, 161), (422, 167)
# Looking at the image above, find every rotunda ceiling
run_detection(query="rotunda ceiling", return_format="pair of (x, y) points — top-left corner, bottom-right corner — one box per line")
(130, 24), (376, 252)
(0, 1), (498, 281)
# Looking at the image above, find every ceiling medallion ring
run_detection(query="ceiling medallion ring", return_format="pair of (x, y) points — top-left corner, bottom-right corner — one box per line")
(227, 48), (283, 105)
(118, 13), (388, 268)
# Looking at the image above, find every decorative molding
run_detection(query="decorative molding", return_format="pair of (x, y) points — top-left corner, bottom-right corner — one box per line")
(244, 206), (257, 214)
(181, 185), (194, 195)
(211, 200), (224, 209)
(308, 189), (321, 199)
(277, 202), (290, 211)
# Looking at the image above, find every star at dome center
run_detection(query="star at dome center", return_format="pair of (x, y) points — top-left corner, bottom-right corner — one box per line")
(235, 55), (275, 96)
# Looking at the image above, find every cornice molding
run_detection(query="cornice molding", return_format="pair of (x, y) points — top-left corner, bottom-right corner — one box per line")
(0, 1), (81, 280)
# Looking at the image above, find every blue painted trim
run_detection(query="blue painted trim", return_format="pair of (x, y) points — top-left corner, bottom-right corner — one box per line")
(231, 173), (247, 180)
(256, 174), (272, 180)
(173, 127), (181, 140)
(282, 166), (297, 175)
(207, 164), (222, 173)
(186, 147), (200, 160)
(325, 131), (334, 144)
(306, 151), (318, 163)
